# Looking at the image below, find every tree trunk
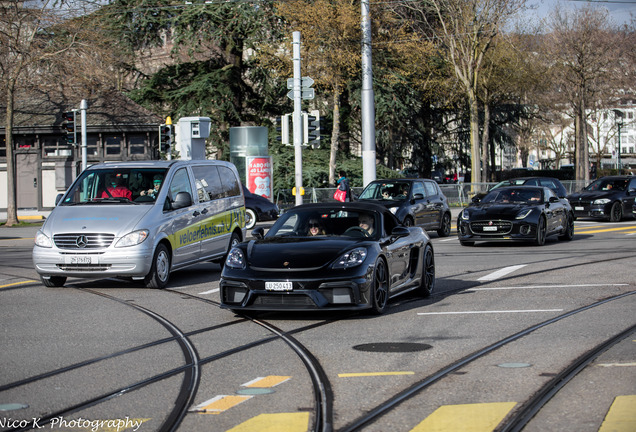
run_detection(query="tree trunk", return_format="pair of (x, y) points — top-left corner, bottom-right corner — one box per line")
(329, 86), (341, 186)
(468, 92), (481, 184)
(481, 101), (490, 182)
(4, 84), (19, 226)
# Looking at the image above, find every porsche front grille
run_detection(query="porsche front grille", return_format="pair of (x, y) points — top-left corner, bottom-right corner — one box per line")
(54, 233), (115, 249)
(470, 221), (513, 235)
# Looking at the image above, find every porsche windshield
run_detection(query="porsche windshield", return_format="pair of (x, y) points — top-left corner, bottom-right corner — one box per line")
(267, 208), (380, 240)
(59, 168), (169, 205)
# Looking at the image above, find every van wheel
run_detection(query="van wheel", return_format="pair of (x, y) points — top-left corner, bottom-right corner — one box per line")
(41, 276), (66, 287)
(144, 244), (170, 289)
(245, 208), (257, 229)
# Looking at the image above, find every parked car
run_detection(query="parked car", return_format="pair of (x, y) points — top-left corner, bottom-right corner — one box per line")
(457, 186), (574, 246)
(357, 178), (452, 237)
(242, 185), (279, 229)
(220, 202), (435, 314)
(33, 160), (246, 288)
(567, 176), (636, 222)
(473, 177), (568, 202)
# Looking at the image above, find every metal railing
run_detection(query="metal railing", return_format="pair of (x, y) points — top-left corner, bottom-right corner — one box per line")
(274, 181), (588, 213)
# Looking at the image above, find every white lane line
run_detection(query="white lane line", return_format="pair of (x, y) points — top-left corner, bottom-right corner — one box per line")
(199, 288), (219, 295)
(478, 265), (527, 282)
(439, 237), (458, 242)
(470, 283), (629, 291)
(417, 309), (563, 316)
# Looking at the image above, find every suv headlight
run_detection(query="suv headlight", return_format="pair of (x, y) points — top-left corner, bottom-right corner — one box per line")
(34, 230), (52, 248)
(115, 229), (149, 247)
(225, 247), (246, 269)
(333, 247), (367, 269)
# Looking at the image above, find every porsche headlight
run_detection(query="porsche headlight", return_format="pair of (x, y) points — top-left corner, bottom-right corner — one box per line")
(34, 230), (52, 248)
(390, 207), (398, 215)
(225, 247), (246, 269)
(333, 247), (367, 269)
(593, 198), (611, 204)
(115, 229), (149, 247)
(516, 209), (533, 219)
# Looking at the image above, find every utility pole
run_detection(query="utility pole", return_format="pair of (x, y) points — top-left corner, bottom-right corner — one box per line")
(80, 99), (87, 172)
(292, 31), (304, 206)
(361, 0), (376, 187)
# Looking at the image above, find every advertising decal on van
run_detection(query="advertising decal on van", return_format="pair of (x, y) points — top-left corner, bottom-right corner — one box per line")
(174, 208), (245, 247)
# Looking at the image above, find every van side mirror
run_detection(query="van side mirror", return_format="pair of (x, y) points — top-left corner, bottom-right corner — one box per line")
(172, 191), (192, 209)
(55, 193), (64, 206)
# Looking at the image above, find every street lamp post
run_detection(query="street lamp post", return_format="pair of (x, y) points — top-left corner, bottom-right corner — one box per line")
(613, 110), (623, 174)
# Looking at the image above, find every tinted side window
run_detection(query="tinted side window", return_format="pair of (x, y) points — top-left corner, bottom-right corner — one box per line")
(192, 165), (223, 202)
(629, 178), (636, 191)
(218, 166), (241, 197)
(412, 182), (426, 197)
(168, 168), (193, 205)
(422, 181), (437, 197)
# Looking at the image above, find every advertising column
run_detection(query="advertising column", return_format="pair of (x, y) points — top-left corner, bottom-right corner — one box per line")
(246, 156), (273, 200)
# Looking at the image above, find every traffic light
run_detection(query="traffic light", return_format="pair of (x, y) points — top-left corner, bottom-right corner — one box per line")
(303, 109), (320, 147)
(63, 111), (76, 145)
(276, 114), (290, 145)
(159, 124), (172, 153)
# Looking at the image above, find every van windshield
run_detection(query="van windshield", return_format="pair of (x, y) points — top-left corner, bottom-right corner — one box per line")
(59, 168), (169, 205)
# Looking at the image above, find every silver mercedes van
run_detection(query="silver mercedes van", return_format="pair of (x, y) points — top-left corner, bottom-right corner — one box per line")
(32, 160), (246, 288)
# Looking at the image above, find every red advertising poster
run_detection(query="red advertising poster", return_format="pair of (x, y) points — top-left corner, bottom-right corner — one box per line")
(246, 156), (273, 200)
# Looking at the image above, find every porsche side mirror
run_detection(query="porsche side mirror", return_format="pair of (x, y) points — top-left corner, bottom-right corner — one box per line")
(391, 226), (410, 238)
(471, 196), (481, 204)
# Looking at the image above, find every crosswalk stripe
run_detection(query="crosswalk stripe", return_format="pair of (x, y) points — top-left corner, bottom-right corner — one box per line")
(599, 395), (636, 432)
(410, 402), (517, 432)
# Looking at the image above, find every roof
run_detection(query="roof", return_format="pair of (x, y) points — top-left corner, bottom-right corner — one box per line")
(0, 88), (163, 130)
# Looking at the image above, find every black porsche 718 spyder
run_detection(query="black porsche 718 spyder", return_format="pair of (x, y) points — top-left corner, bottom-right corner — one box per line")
(220, 202), (435, 314)
(457, 186), (574, 246)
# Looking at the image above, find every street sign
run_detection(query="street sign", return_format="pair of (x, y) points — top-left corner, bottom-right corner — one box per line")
(287, 88), (315, 100)
(287, 77), (314, 89)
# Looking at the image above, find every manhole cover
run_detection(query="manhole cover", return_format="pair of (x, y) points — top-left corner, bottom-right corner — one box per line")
(353, 342), (432, 353)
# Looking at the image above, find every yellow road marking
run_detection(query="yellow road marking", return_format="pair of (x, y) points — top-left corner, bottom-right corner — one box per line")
(242, 375), (291, 388)
(575, 226), (636, 234)
(227, 412), (310, 432)
(599, 395), (636, 432)
(410, 402), (517, 432)
(192, 395), (252, 414)
(338, 371), (415, 377)
(0, 280), (34, 289)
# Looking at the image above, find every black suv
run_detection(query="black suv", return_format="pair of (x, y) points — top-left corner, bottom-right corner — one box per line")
(358, 179), (452, 236)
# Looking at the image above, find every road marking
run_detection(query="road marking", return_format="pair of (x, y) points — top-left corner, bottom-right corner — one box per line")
(439, 237), (458, 242)
(478, 265), (526, 281)
(338, 371), (415, 377)
(198, 288), (219, 295)
(227, 412), (310, 432)
(190, 395), (252, 414)
(597, 362), (636, 367)
(410, 402), (517, 432)
(575, 226), (636, 234)
(599, 395), (636, 432)
(470, 283), (629, 291)
(242, 375), (291, 388)
(417, 309), (562, 316)
(0, 280), (33, 289)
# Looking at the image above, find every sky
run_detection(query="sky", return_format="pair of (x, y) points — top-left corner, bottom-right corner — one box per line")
(524, 0), (636, 26)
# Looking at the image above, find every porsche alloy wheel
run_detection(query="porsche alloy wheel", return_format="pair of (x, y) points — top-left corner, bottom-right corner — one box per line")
(534, 216), (546, 246)
(559, 213), (575, 241)
(371, 258), (389, 314)
(419, 244), (435, 297)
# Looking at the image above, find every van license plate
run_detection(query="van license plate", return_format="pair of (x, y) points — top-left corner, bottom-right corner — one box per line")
(265, 281), (293, 291)
(66, 255), (97, 264)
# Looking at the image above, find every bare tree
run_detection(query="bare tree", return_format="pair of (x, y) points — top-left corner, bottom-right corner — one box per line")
(392, 0), (525, 184)
(543, 6), (623, 182)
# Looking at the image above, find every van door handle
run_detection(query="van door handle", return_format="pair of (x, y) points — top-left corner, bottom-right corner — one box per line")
(193, 211), (200, 217)
(201, 208), (208, 215)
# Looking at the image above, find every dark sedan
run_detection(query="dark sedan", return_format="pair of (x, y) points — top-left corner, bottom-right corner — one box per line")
(457, 186), (574, 246)
(357, 178), (452, 237)
(242, 185), (279, 229)
(567, 176), (636, 222)
(220, 202), (435, 314)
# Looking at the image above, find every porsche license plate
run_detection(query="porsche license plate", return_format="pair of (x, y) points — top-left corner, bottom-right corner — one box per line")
(65, 255), (97, 264)
(265, 281), (293, 291)
(483, 226), (497, 231)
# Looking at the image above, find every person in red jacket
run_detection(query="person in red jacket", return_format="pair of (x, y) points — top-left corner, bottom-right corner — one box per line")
(102, 174), (132, 200)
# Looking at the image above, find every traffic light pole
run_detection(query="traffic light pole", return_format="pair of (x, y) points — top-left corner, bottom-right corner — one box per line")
(292, 31), (303, 206)
(80, 99), (87, 172)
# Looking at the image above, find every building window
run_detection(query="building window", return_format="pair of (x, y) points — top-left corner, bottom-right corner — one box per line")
(105, 135), (122, 156)
(129, 135), (146, 155)
(86, 135), (99, 157)
(0, 136), (5, 157)
(43, 136), (73, 157)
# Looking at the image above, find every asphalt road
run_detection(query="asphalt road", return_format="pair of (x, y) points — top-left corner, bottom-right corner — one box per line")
(0, 218), (634, 432)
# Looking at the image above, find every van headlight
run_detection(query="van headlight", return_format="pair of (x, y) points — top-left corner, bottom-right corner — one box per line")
(115, 230), (149, 247)
(333, 247), (367, 269)
(225, 247), (246, 269)
(34, 230), (52, 248)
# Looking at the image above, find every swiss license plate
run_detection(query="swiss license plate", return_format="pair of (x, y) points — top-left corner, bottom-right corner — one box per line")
(265, 281), (293, 291)
(65, 255), (97, 264)
(483, 226), (497, 232)
(575, 206), (584, 211)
